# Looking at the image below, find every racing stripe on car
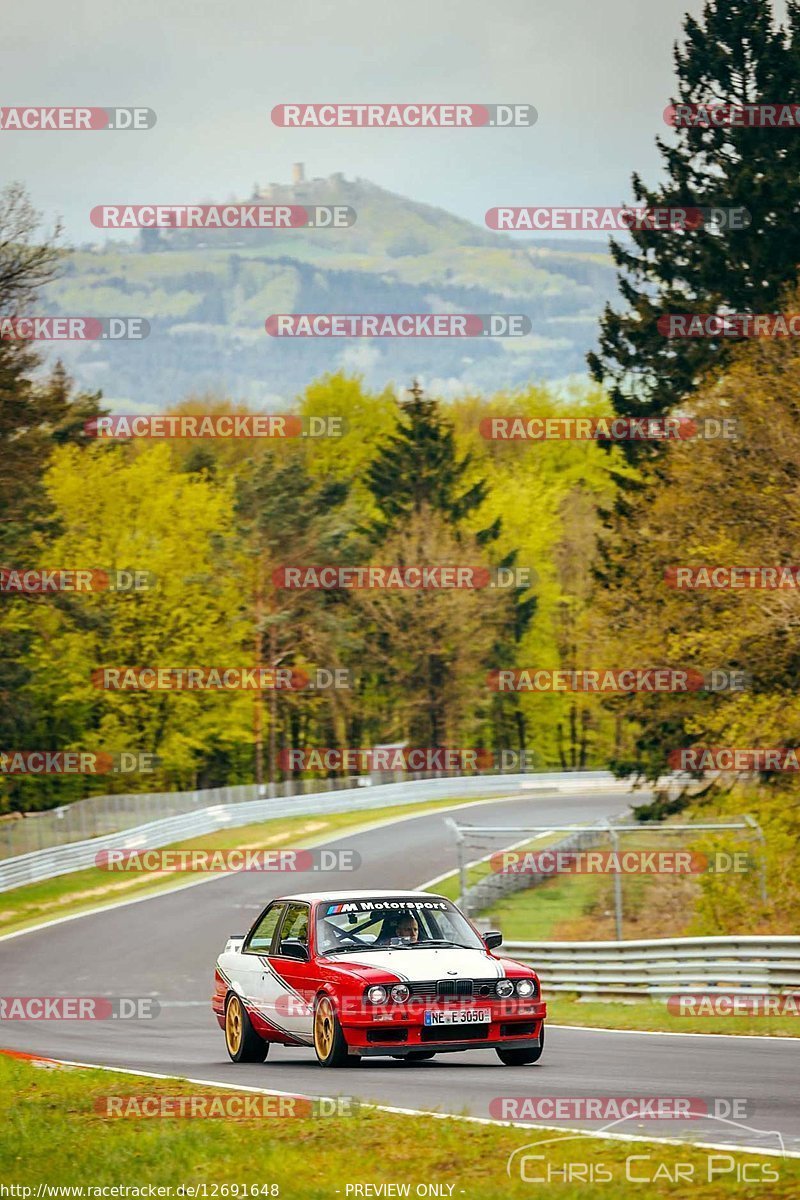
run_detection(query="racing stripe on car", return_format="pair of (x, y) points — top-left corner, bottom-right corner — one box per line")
(258, 956), (310, 1001)
(217, 961), (310, 1045)
(249, 1004), (313, 1046)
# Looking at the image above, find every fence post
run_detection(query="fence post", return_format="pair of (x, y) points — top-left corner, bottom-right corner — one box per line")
(608, 822), (623, 940)
(445, 819), (468, 914)
(743, 814), (768, 905)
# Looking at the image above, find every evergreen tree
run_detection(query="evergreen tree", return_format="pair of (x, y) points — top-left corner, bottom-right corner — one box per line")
(588, 0), (800, 443)
(365, 382), (497, 541)
(0, 187), (105, 791)
(364, 383), (535, 750)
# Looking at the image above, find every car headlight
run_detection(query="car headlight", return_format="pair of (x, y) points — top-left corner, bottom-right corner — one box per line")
(515, 978), (536, 998)
(366, 985), (388, 1004)
(495, 979), (515, 998)
(390, 983), (410, 1003)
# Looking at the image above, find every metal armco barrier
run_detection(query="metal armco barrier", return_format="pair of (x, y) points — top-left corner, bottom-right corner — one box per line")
(505, 935), (800, 997)
(0, 771), (625, 893)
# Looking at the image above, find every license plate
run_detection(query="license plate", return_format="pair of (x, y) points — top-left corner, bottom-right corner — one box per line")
(424, 1008), (491, 1026)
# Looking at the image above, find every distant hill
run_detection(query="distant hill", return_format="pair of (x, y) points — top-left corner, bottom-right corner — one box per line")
(45, 170), (617, 408)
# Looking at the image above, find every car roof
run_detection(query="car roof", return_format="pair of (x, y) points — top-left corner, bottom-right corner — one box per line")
(277, 889), (449, 903)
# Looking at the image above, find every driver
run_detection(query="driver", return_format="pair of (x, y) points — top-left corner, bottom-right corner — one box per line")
(379, 910), (419, 944)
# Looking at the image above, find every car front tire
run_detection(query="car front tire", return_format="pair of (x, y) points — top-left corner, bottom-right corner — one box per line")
(313, 994), (360, 1068)
(496, 1027), (544, 1066)
(225, 993), (269, 1063)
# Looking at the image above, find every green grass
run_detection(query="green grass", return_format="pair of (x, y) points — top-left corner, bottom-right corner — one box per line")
(485, 872), (615, 940)
(0, 796), (473, 939)
(548, 994), (800, 1037)
(1, 1056), (794, 1198)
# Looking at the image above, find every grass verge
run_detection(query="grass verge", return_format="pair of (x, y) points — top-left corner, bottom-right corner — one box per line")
(1, 1055), (794, 1198)
(548, 994), (800, 1037)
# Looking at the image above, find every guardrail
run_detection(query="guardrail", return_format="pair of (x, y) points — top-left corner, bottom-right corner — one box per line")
(504, 935), (800, 997)
(0, 768), (627, 860)
(0, 770), (626, 894)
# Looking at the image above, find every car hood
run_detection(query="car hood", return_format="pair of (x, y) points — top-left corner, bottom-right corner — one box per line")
(321, 945), (506, 980)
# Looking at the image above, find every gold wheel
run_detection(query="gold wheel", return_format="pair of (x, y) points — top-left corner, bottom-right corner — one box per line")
(225, 995), (243, 1056)
(314, 996), (335, 1060)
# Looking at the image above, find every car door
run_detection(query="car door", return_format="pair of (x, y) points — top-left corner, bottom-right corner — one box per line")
(267, 901), (315, 1043)
(236, 901), (288, 1039)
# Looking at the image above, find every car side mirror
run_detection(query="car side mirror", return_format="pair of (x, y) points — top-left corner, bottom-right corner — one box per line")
(279, 939), (309, 961)
(484, 930), (503, 950)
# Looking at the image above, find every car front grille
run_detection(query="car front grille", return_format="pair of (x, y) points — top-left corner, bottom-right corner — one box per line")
(406, 978), (500, 1000)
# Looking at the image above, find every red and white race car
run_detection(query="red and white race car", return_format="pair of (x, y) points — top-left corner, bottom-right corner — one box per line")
(212, 889), (546, 1067)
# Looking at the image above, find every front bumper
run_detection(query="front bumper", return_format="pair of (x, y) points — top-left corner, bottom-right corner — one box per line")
(342, 999), (546, 1055)
(357, 1034), (543, 1057)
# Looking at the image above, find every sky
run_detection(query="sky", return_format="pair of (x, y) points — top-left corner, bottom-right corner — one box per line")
(2, 0), (784, 244)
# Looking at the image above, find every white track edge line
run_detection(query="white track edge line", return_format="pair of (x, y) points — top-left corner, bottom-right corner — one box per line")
(4, 1051), (797, 1159)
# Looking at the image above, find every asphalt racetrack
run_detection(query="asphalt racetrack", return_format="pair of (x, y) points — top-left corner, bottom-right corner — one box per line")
(2, 787), (798, 1156)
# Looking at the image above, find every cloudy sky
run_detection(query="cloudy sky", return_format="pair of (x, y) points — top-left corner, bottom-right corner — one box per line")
(3, 0), (779, 243)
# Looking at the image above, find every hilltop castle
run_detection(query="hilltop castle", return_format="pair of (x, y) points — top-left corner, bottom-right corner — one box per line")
(250, 164), (347, 201)
(138, 166), (351, 251)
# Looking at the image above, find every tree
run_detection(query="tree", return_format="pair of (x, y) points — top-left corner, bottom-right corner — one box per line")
(0, 188), (104, 781)
(365, 382), (497, 542)
(593, 286), (800, 793)
(236, 449), (351, 785)
(351, 511), (509, 747)
(588, 0), (800, 439)
(451, 385), (621, 768)
(359, 383), (531, 749)
(3, 443), (252, 810)
(0, 183), (62, 315)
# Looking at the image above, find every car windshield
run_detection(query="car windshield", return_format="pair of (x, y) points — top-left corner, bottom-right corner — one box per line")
(315, 896), (485, 955)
